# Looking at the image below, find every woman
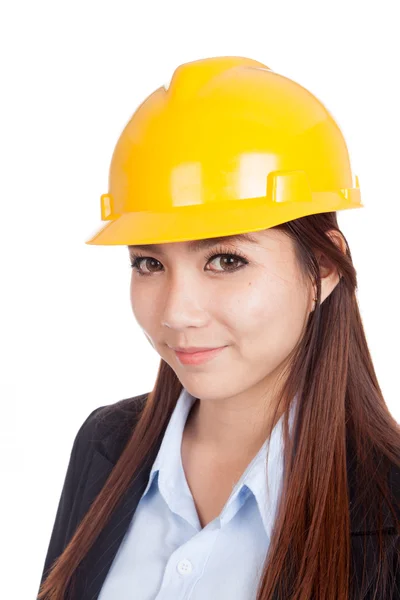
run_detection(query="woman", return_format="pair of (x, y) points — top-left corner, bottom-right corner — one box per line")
(37, 56), (400, 599)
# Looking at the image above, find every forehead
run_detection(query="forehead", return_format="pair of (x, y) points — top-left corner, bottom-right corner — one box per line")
(127, 232), (271, 255)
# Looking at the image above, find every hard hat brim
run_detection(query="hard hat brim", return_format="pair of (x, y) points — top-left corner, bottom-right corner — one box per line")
(85, 193), (363, 246)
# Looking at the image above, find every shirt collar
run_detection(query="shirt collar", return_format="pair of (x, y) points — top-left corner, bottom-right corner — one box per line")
(141, 387), (196, 498)
(142, 387), (298, 539)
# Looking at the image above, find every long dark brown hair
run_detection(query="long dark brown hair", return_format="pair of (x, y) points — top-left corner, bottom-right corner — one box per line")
(38, 211), (400, 599)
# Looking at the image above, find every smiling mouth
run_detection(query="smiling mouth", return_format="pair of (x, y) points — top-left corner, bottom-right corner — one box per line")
(173, 346), (227, 365)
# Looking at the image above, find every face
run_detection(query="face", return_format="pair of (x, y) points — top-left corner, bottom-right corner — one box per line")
(128, 229), (314, 405)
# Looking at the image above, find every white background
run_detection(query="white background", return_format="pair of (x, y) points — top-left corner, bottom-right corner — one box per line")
(1, 0), (399, 597)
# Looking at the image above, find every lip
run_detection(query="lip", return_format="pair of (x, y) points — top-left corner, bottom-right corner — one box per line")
(169, 345), (221, 353)
(173, 346), (227, 365)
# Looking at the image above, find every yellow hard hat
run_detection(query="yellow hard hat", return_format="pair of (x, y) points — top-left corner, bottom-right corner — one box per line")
(85, 56), (362, 246)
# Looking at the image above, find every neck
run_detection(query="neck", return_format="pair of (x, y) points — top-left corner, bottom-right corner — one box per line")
(184, 392), (285, 460)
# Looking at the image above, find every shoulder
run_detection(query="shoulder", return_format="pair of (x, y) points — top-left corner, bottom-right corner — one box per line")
(389, 459), (400, 525)
(86, 391), (149, 435)
(73, 392), (150, 460)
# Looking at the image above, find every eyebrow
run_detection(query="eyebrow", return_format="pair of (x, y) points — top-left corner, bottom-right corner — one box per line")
(127, 233), (260, 255)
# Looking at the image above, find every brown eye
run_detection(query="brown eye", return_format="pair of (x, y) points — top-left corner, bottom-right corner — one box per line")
(206, 254), (246, 272)
(130, 257), (162, 275)
(130, 248), (249, 277)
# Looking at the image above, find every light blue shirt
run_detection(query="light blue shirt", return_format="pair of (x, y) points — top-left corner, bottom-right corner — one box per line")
(98, 388), (297, 599)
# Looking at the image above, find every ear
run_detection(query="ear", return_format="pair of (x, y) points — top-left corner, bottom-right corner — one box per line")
(313, 230), (347, 307)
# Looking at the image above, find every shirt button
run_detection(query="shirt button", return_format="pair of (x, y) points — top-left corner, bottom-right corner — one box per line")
(177, 558), (193, 575)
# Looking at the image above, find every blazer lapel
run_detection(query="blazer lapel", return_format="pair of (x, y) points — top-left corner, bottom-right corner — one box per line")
(71, 441), (159, 599)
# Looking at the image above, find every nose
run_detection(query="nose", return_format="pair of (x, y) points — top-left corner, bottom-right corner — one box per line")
(161, 276), (210, 329)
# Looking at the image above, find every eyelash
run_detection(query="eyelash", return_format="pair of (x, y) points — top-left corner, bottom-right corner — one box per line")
(129, 245), (249, 277)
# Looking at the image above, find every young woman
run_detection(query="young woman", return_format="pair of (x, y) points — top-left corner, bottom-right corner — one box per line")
(37, 56), (400, 599)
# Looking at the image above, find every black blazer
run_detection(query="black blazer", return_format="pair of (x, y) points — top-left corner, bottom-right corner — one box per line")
(37, 393), (400, 600)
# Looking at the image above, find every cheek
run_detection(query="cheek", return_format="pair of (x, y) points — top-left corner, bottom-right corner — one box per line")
(224, 282), (308, 350)
(130, 285), (156, 332)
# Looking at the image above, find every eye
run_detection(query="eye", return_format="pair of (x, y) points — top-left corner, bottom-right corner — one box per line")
(129, 246), (249, 277)
(130, 256), (163, 276)
(203, 246), (249, 273)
